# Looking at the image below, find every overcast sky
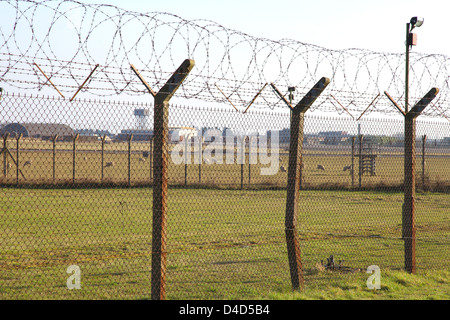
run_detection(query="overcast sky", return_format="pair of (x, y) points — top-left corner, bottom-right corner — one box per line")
(80, 0), (449, 56)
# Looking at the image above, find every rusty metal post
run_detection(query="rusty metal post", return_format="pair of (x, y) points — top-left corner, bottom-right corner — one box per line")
(16, 134), (22, 185)
(285, 77), (330, 291)
(198, 136), (202, 184)
(351, 136), (356, 188)
(72, 133), (79, 185)
(52, 135), (58, 184)
(150, 136), (153, 183)
(403, 114), (416, 273)
(3, 133), (9, 179)
(240, 136), (245, 190)
(128, 134), (133, 187)
(148, 59), (195, 300)
(101, 135), (106, 183)
(402, 88), (438, 274)
(248, 137), (252, 186)
(359, 135), (363, 189)
(184, 135), (188, 186)
(422, 134), (426, 191)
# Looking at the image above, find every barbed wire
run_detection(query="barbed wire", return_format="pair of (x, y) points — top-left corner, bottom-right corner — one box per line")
(0, 0), (449, 118)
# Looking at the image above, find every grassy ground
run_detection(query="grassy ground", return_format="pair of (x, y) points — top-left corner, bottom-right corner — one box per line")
(0, 187), (448, 299)
(268, 269), (450, 300)
(1, 143), (449, 192)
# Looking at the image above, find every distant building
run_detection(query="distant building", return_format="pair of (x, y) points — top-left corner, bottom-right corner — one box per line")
(443, 137), (450, 146)
(0, 122), (73, 140)
(317, 131), (350, 145)
(75, 129), (114, 139)
(115, 129), (153, 142)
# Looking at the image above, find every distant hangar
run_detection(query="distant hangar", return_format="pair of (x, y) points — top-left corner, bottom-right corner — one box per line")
(0, 123), (74, 140)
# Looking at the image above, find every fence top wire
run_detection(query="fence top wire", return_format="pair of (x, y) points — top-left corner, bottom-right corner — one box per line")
(1, 0), (450, 118)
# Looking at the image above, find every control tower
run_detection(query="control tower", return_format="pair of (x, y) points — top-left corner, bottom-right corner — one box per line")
(134, 108), (150, 129)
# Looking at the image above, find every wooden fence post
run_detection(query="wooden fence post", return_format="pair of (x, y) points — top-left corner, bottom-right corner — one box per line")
(132, 59), (195, 300)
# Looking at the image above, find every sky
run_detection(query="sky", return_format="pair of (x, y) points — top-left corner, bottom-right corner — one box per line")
(79, 0), (449, 56)
(1, 0), (449, 136)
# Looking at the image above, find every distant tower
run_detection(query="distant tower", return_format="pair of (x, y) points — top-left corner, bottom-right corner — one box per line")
(134, 108), (150, 129)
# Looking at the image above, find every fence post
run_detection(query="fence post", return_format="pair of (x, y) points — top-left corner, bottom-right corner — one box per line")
(128, 134), (133, 187)
(72, 133), (79, 185)
(402, 88), (438, 274)
(422, 134), (426, 191)
(351, 136), (355, 188)
(184, 135), (188, 186)
(248, 137), (251, 186)
(150, 136), (153, 183)
(16, 134), (22, 185)
(3, 133), (9, 179)
(359, 135), (363, 189)
(132, 60), (195, 300)
(52, 135), (58, 184)
(240, 136), (245, 190)
(198, 137), (202, 185)
(101, 135), (106, 183)
(284, 77), (330, 291)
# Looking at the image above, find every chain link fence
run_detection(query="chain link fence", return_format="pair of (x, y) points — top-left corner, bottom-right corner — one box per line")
(0, 93), (448, 299)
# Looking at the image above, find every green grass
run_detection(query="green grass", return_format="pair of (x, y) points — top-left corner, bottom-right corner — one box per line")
(267, 269), (450, 300)
(1, 140), (449, 192)
(0, 187), (448, 299)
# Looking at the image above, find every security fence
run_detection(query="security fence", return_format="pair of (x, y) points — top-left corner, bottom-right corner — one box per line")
(0, 92), (448, 299)
(1, 0), (450, 301)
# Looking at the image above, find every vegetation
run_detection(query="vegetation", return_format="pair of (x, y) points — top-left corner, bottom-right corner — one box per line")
(0, 187), (448, 299)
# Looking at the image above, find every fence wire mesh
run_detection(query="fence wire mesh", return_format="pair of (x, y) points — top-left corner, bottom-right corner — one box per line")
(0, 93), (448, 299)
(1, 0), (449, 301)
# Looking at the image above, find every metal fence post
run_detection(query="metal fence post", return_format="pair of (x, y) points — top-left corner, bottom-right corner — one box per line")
(351, 136), (356, 188)
(402, 88), (438, 273)
(184, 135), (188, 186)
(359, 135), (363, 189)
(240, 136), (245, 190)
(198, 137), (202, 185)
(101, 135), (106, 183)
(132, 59), (195, 300)
(422, 134), (426, 191)
(284, 77), (330, 291)
(16, 133), (22, 185)
(3, 133), (9, 179)
(72, 133), (79, 185)
(150, 136), (153, 183)
(128, 134), (133, 187)
(52, 135), (58, 184)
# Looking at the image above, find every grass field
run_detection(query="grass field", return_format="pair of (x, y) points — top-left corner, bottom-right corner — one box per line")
(0, 187), (448, 299)
(1, 139), (449, 192)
